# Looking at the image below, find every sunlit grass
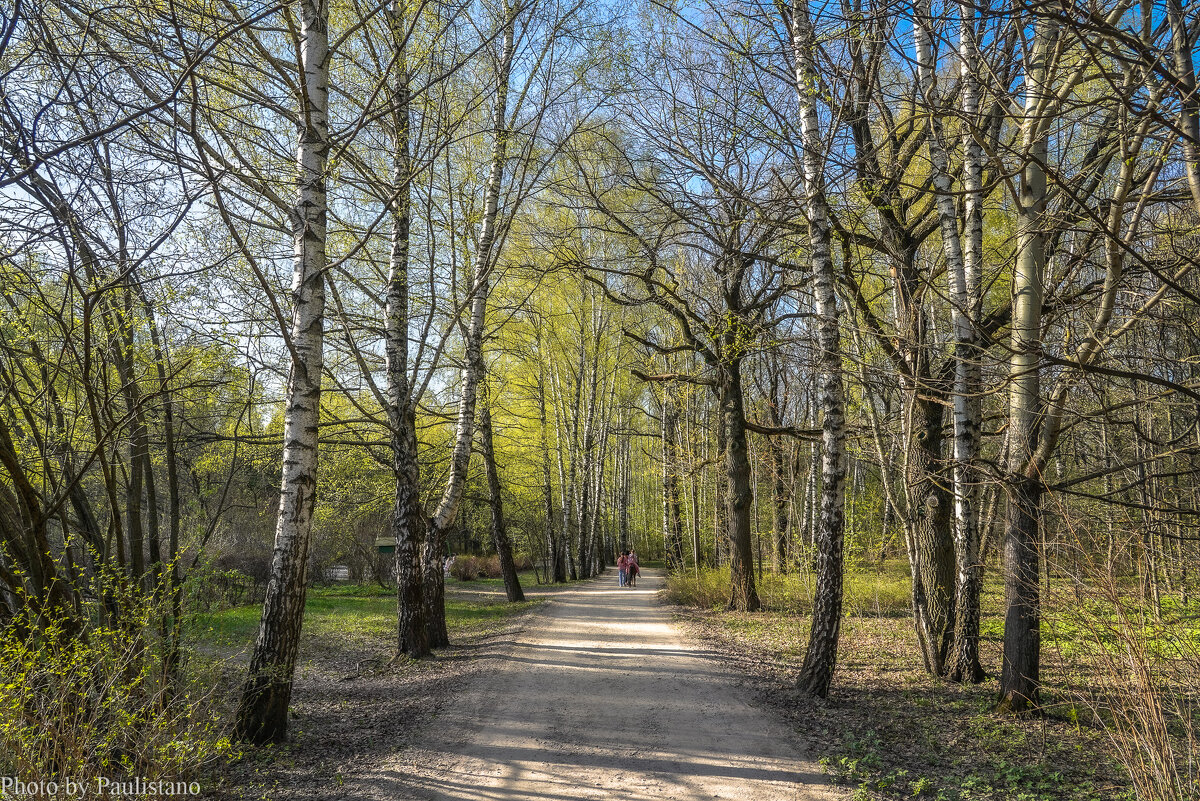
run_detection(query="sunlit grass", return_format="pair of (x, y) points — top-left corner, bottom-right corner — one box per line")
(186, 583), (542, 654)
(662, 561), (912, 617)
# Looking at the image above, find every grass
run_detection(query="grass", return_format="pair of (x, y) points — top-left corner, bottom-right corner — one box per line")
(666, 561), (1164, 801)
(663, 561), (912, 617)
(186, 573), (544, 661)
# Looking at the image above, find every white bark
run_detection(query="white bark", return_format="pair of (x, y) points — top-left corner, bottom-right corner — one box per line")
(915, 0), (984, 681)
(429, 9), (516, 536)
(235, 0), (328, 743)
(792, 0), (847, 698)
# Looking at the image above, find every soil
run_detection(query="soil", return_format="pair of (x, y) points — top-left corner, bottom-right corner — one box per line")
(213, 569), (839, 800)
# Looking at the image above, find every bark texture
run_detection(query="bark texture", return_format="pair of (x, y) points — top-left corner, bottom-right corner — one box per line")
(792, 0), (847, 698)
(998, 17), (1053, 713)
(233, 0), (328, 743)
(949, 0), (986, 683)
(425, 10), (515, 647)
(386, 0), (429, 659)
(662, 391), (686, 573)
(480, 386), (525, 602)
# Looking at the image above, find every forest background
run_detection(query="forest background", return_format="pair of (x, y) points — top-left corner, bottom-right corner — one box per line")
(0, 0), (1198, 797)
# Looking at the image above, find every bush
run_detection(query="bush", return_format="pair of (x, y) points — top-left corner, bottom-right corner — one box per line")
(0, 597), (231, 792)
(662, 568), (733, 610)
(449, 554), (532, 580)
(182, 563), (264, 612)
(1050, 561), (1200, 801)
(480, 555), (503, 579)
(449, 556), (482, 581)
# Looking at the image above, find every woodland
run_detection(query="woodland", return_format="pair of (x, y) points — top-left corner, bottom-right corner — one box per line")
(0, 0), (1198, 797)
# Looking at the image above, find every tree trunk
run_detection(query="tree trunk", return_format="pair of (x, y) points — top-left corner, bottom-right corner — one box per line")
(998, 16), (1053, 713)
(233, 0), (328, 743)
(907, 397), (956, 675)
(386, 0), (429, 659)
(714, 413), (728, 567)
(792, 0), (847, 698)
(1167, 0), (1200, 216)
(662, 391), (686, 573)
(425, 9), (515, 647)
(577, 348), (601, 578)
(720, 360), (760, 612)
(948, 0), (986, 683)
(538, 368), (565, 582)
(480, 386), (525, 602)
(768, 374), (790, 573)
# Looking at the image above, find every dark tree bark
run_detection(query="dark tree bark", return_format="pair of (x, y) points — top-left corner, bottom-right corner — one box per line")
(998, 476), (1042, 712)
(719, 359), (760, 612)
(662, 391), (686, 573)
(386, 0), (429, 659)
(767, 370), (791, 573)
(907, 397), (956, 675)
(480, 386), (525, 602)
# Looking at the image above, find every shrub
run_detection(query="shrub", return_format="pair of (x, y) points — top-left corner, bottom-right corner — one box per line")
(449, 556), (482, 581)
(662, 568), (734, 610)
(1050, 561), (1200, 801)
(0, 596), (231, 792)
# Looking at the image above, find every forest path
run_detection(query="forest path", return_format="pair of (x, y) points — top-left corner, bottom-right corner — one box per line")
(350, 568), (838, 801)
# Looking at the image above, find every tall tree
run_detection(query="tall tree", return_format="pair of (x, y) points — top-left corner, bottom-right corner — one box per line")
(789, 0), (847, 698)
(479, 380), (526, 602)
(385, 0), (431, 659)
(661, 386), (686, 573)
(234, 0), (329, 743)
(424, 3), (516, 647)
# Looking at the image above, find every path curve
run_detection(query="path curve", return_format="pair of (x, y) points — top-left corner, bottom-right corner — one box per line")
(351, 568), (837, 801)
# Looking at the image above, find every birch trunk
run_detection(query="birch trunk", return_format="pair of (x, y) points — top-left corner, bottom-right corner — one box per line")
(233, 0), (328, 743)
(538, 368), (565, 582)
(792, 0), (847, 698)
(914, 0), (981, 681)
(425, 10), (515, 647)
(386, 0), (430, 659)
(951, 0), (986, 683)
(577, 345), (601, 578)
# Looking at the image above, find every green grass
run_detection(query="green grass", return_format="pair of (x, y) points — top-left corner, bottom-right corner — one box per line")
(186, 581), (542, 654)
(663, 562), (912, 617)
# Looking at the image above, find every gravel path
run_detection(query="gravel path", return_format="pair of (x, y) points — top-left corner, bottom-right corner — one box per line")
(348, 568), (837, 801)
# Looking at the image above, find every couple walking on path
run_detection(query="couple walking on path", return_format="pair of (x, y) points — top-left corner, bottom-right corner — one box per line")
(617, 549), (639, 587)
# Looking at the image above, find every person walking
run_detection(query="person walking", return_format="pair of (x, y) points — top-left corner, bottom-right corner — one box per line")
(617, 550), (629, 587)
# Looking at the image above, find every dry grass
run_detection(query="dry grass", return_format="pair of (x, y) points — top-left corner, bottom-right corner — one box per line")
(667, 563), (1151, 801)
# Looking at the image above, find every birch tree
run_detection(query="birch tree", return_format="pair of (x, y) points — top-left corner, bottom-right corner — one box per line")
(788, 0), (848, 698)
(234, 0), (329, 744)
(423, 5), (516, 647)
(913, 0), (986, 683)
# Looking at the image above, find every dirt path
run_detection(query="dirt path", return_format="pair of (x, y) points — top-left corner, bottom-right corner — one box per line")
(348, 568), (837, 801)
